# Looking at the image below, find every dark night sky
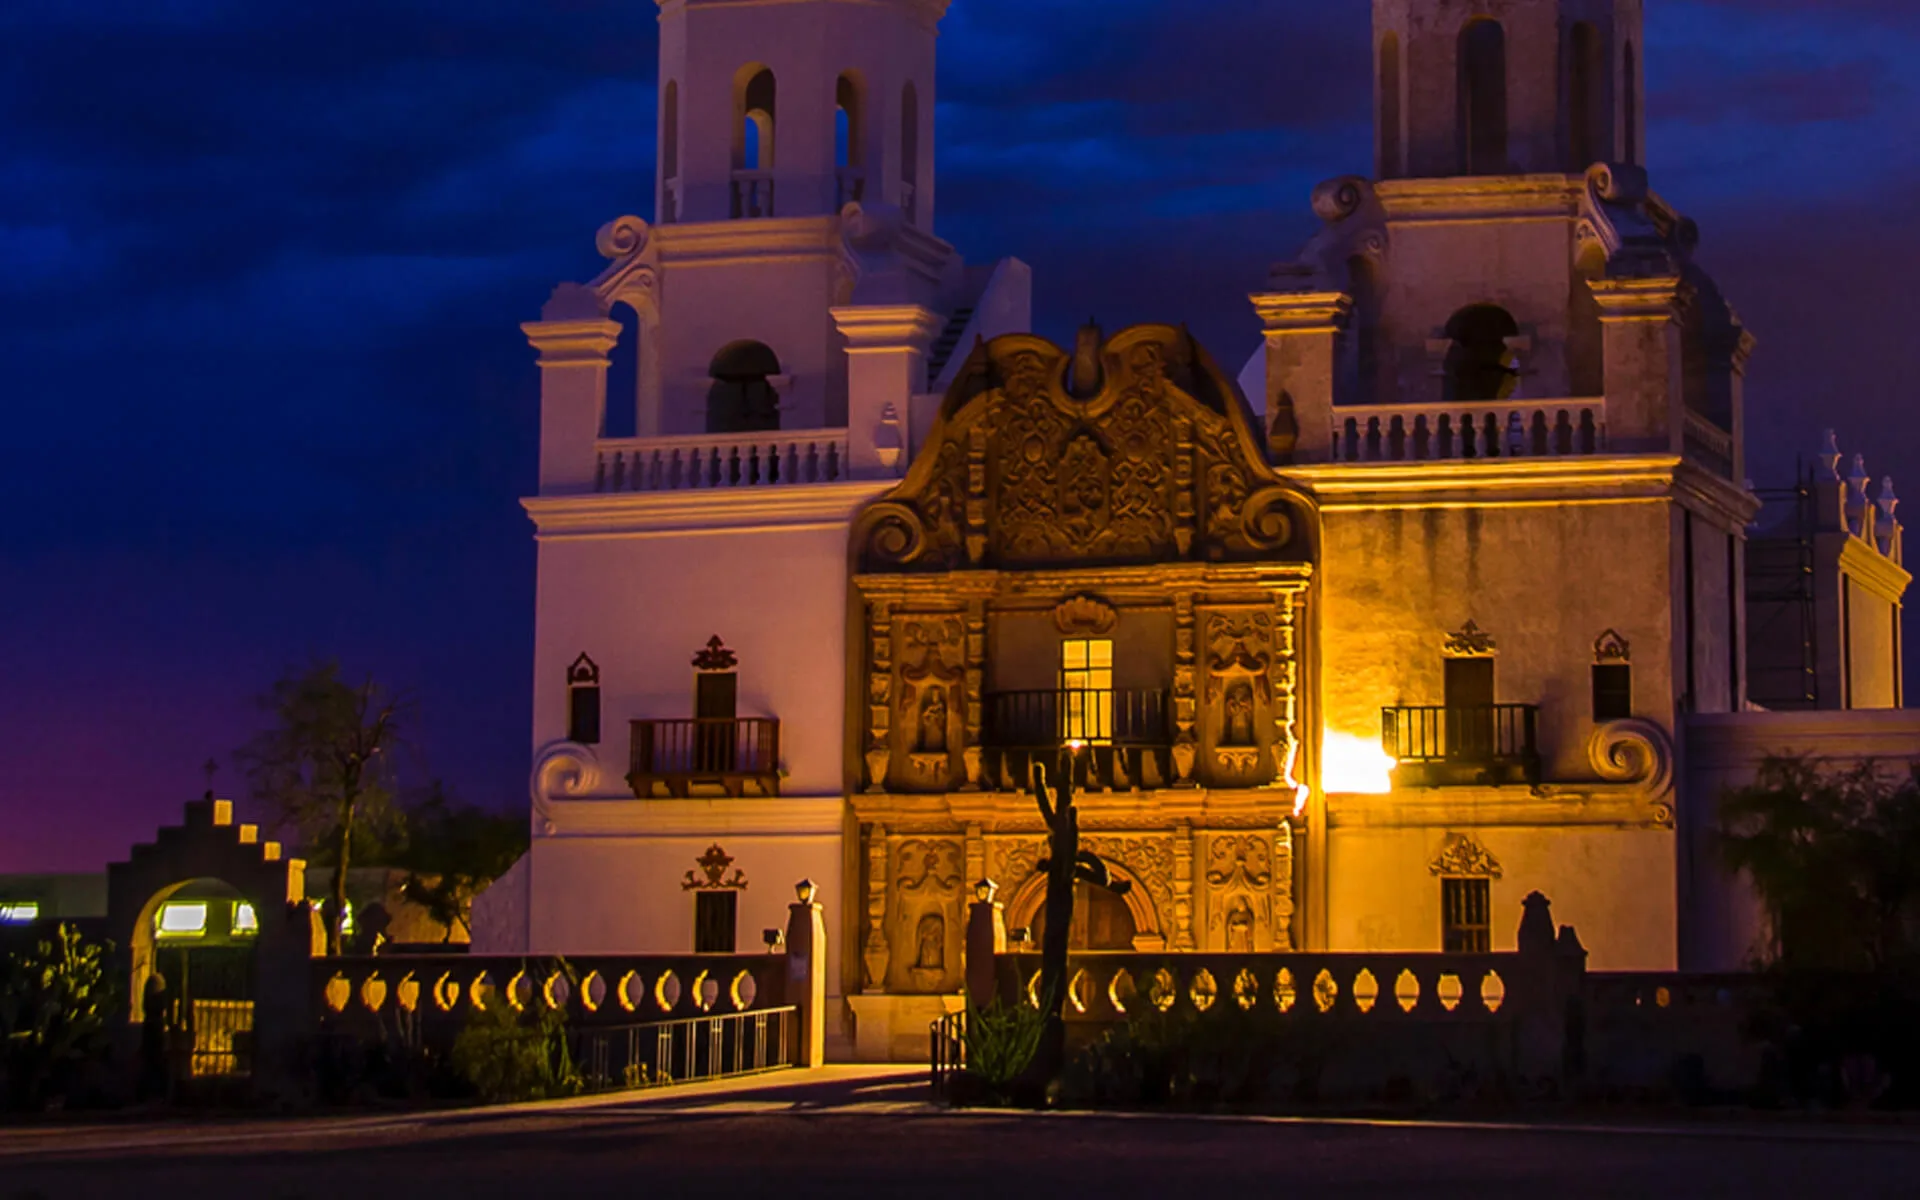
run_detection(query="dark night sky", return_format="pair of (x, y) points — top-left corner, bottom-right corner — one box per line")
(4, 0), (1918, 873)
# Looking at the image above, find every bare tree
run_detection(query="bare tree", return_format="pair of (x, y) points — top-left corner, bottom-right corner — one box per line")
(236, 662), (404, 956)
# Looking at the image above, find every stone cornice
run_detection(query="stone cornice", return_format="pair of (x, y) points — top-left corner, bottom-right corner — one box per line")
(659, 0), (949, 29)
(542, 796), (847, 838)
(524, 481), (889, 538)
(1590, 275), (1686, 322)
(521, 318), (621, 364)
(831, 304), (944, 350)
(1374, 174), (1584, 224)
(849, 788), (1298, 831)
(853, 562), (1314, 602)
(1251, 291), (1352, 335)
(1328, 786), (1668, 830)
(1839, 532), (1913, 605)
(654, 216), (846, 266)
(1287, 455), (1684, 510)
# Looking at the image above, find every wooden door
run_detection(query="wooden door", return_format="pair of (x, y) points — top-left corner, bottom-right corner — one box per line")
(694, 673), (738, 772)
(1444, 657), (1495, 759)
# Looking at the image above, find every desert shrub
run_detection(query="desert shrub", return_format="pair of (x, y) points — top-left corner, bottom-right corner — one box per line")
(0, 924), (118, 1111)
(952, 998), (1046, 1104)
(448, 1001), (579, 1104)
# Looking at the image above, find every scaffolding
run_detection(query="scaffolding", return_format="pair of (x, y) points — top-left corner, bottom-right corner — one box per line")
(1745, 466), (1820, 710)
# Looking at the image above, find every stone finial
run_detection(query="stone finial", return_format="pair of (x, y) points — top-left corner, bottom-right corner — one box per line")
(1847, 454), (1872, 537)
(1819, 429), (1843, 480)
(1877, 478), (1901, 556)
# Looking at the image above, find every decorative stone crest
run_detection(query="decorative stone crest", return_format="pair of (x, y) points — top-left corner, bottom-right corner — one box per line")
(692, 636), (738, 672)
(682, 844), (748, 891)
(1442, 620), (1497, 658)
(1594, 629), (1631, 662)
(1429, 833), (1502, 879)
(566, 653), (599, 686)
(1052, 594), (1117, 636)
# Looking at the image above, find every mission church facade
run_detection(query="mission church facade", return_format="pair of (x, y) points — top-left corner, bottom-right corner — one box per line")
(473, 0), (1911, 1058)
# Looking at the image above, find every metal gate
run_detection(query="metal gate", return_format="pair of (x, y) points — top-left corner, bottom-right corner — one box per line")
(161, 943), (255, 1082)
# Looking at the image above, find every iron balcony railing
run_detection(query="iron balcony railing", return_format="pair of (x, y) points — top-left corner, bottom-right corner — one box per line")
(1381, 704), (1541, 785)
(982, 688), (1171, 750)
(629, 718), (781, 797)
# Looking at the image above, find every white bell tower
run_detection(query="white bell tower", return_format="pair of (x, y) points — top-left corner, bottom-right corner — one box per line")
(657, 0), (945, 227)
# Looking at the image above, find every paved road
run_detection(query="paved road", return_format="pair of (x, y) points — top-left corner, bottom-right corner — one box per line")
(7, 1069), (1920, 1199)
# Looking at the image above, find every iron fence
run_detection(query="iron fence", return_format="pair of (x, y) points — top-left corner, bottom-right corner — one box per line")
(573, 1005), (799, 1093)
(929, 1009), (966, 1096)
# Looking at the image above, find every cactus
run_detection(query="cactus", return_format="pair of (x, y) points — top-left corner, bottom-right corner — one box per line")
(1029, 756), (1130, 1086)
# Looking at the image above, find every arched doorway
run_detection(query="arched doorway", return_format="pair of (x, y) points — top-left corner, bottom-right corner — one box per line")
(1026, 882), (1139, 951)
(133, 877), (259, 1083)
(1443, 304), (1520, 403)
(707, 340), (782, 433)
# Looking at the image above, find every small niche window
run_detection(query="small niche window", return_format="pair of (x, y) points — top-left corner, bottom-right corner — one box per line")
(567, 653), (601, 745)
(1060, 638), (1114, 743)
(1443, 305), (1521, 403)
(1442, 877), (1491, 953)
(1592, 629), (1633, 721)
(694, 891), (738, 953)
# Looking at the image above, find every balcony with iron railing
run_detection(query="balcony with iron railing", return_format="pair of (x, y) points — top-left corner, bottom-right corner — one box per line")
(980, 687), (1172, 791)
(1381, 705), (1541, 787)
(628, 718), (781, 798)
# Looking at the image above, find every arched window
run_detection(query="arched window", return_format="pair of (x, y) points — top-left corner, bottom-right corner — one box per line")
(1568, 243), (1606, 397)
(1444, 305), (1520, 402)
(1347, 253), (1384, 403)
(901, 81), (920, 223)
(732, 67), (776, 218)
(707, 340), (782, 434)
(1379, 32), (1402, 179)
(661, 80), (680, 222)
(604, 300), (641, 438)
(1457, 19), (1508, 175)
(836, 72), (865, 207)
(1569, 23), (1605, 168)
(567, 654), (601, 745)
(1623, 41), (1639, 164)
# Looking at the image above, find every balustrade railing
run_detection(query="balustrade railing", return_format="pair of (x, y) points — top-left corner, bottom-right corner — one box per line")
(731, 168), (774, 218)
(1683, 410), (1735, 478)
(595, 429), (847, 493)
(1331, 399), (1606, 463)
(1382, 704), (1540, 785)
(630, 717), (781, 797)
(993, 951), (1529, 1024)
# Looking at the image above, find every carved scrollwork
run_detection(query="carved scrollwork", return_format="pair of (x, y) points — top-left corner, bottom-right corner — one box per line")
(1429, 832), (1502, 879)
(1586, 162), (1648, 206)
(1053, 594), (1118, 636)
(858, 502), (929, 567)
(530, 740), (601, 829)
(1310, 175), (1372, 224)
(595, 215), (649, 260)
(1589, 718), (1675, 802)
(1442, 620), (1497, 658)
(1594, 629), (1631, 662)
(1240, 486), (1296, 552)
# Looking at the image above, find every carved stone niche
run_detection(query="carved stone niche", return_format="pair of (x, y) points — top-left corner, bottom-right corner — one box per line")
(1200, 610), (1279, 788)
(893, 616), (966, 793)
(888, 838), (964, 994)
(1201, 831), (1294, 952)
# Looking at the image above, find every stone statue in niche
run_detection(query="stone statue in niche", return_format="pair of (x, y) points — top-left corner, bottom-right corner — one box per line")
(1225, 896), (1255, 953)
(917, 687), (949, 754)
(1223, 680), (1256, 747)
(913, 912), (945, 972)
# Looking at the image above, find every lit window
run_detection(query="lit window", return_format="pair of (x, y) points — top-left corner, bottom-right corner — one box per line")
(0, 901), (39, 924)
(1060, 638), (1114, 743)
(157, 902), (209, 937)
(233, 902), (258, 935)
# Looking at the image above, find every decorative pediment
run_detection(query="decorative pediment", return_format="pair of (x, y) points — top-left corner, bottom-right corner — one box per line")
(1429, 833), (1502, 879)
(682, 844), (748, 891)
(1052, 595), (1117, 636)
(1442, 620), (1497, 658)
(853, 325), (1316, 573)
(566, 652), (600, 686)
(692, 636), (738, 672)
(1594, 629), (1631, 662)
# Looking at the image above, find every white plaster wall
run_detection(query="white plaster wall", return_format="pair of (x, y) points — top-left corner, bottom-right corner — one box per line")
(1328, 825), (1677, 970)
(1318, 500), (1677, 780)
(531, 518), (858, 798)
(526, 822), (845, 1009)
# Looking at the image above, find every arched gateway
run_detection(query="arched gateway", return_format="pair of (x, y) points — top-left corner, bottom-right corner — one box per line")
(845, 324), (1319, 1049)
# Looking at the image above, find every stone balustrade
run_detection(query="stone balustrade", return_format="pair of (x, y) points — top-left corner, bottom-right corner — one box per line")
(1330, 398), (1607, 463)
(315, 952), (791, 1032)
(595, 429), (848, 493)
(993, 950), (1529, 1023)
